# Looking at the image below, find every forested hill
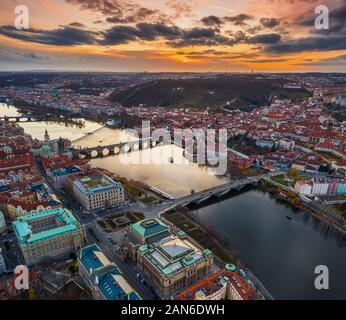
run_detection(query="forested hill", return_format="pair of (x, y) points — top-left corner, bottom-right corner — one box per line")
(109, 75), (310, 110)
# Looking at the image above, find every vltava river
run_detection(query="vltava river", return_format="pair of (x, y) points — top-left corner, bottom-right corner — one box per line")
(0, 103), (229, 197)
(190, 190), (346, 300)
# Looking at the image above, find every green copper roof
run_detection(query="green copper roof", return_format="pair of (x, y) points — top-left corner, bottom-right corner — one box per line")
(13, 208), (79, 245)
(138, 245), (149, 253)
(225, 264), (237, 271)
(203, 249), (213, 257)
(178, 231), (186, 237)
(132, 219), (168, 239)
(182, 256), (196, 266)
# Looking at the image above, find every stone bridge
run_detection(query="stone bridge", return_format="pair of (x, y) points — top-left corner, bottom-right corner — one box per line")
(74, 137), (164, 158)
(0, 115), (80, 122)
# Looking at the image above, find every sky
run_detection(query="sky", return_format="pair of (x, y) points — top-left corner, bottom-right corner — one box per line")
(0, 0), (345, 72)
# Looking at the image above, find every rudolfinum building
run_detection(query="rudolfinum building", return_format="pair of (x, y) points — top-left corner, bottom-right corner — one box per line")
(121, 218), (214, 299)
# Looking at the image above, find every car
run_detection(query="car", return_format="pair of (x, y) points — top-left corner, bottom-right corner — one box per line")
(238, 269), (247, 278)
(141, 279), (147, 286)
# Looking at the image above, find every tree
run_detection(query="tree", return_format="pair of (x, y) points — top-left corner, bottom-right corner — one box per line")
(287, 190), (296, 198)
(28, 288), (36, 300)
(288, 168), (299, 179)
(69, 252), (77, 261)
(291, 197), (302, 207)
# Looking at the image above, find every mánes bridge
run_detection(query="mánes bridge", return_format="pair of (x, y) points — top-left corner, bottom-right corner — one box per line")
(156, 171), (285, 211)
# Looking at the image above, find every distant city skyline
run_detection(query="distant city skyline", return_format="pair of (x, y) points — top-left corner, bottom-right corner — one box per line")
(0, 0), (345, 72)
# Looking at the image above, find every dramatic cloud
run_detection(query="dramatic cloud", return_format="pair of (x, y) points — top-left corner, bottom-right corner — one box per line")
(201, 15), (224, 27)
(101, 23), (182, 45)
(223, 14), (254, 26)
(0, 25), (98, 46)
(266, 36), (346, 53)
(0, 0), (345, 71)
(297, 2), (346, 35)
(260, 18), (280, 28)
(168, 27), (235, 47)
(249, 33), (281, 44)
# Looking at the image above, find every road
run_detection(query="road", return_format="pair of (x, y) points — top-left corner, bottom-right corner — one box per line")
(35, 158), (158, 299)
(86, 224), (157, 300)
(35, 158), (285, 299)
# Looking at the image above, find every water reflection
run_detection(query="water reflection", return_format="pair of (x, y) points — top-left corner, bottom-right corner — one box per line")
(191, 190), (346, 300)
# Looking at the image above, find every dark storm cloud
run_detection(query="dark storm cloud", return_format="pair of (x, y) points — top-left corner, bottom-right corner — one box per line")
(260, 18), (280, 28)
(68, 22), (86, 28)
(201, 16), (224, 27)
(0, 25), (98, 46)
(266, 36), (346, 53)
(99, 25), (138, 45)
(136, 23), (182, 40)
(223, 14), (254, 26)
(249, 33), (281, 44)
(106, 8), (167, 24)
(298, 2), (346, 35)
(168, 27), (235, 47)
(100, 23), (182, 45)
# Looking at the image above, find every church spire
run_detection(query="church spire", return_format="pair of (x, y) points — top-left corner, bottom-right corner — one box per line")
(44, 129), (50, 142)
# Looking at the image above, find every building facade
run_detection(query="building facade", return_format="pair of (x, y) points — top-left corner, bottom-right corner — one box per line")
(73, 175), (124, 211)
(78, 244), (140, 300)
(13, 208), (84, 265)
(0, 211), (5, 233)
(122, 218), (213, 299)
(0, 248), (6, 275)
(176, 267), (258, 300)
(295, 178), (346, 195)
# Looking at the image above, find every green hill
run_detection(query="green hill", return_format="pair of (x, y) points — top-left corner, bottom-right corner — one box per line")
(109, 75), (310, 110)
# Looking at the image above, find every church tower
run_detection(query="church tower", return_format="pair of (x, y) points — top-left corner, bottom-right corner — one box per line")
(44, 129), (50, 142)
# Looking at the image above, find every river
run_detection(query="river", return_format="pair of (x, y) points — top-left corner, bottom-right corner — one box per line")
(0, 103), (229, 197)
(2, 102), (346, 299)
(190, 190), (346, 300)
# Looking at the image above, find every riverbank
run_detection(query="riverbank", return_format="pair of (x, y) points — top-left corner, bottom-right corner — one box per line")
(260, 179), (346, 237)
(163, 208), (243, 266)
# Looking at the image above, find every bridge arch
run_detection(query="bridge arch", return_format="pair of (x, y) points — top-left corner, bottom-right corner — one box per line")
(102, 148), (110, 156)
(114, 146), (120, 154)
(91, 150), (98, 158)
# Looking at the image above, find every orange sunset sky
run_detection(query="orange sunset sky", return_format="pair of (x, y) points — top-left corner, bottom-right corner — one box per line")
(0, 0), (345, 72)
